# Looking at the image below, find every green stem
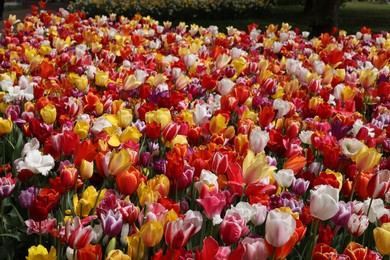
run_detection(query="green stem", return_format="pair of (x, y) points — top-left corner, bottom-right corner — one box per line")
(0, 200), (5, 246)
(136, 236), (142, 260)
(308, 218), (319, 260)
(350, 171), (361, 201)
(91, 179), (107, 215)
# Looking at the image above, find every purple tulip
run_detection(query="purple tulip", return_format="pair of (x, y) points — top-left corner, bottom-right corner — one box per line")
(100, 209), (123, 237)
(0, 174), (17, 200)
(331, 201), (352, 227)
(291, 178), (310, 196)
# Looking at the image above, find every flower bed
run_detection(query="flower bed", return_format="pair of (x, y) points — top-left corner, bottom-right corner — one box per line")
(0, 6), (390, 260)
(67, 0), (267, 20)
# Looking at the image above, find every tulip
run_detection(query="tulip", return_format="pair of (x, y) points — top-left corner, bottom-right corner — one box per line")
(265, 209), (296, 248)
(351, 145), (382, 172)
(100, 210), (123, 237)
(209, 113), (228, 135)
(240, 237), (268, 260)
(243, 150), (276, 184)
(251, 203), (268, 226)
(95, 70), (109, 87)
(249, 128), (269, 154)
(15, 149), (55, 176)
(162, 122), (180, 141)
(217, 78), (235, 95)
(310, 185), (339, 220)
(367, 169), (390, 199)
(0, 116), (12, 135)
(211, 152), (228, 175)
(26, 245), (56, 260)
(116, 108), (133, 128)
(127, 234), (144, 260)
(116, 167), (139, 196)
(165, 218), (196, 249)
(0, 173), (17, 200)
(148, 174), (170, 198)
(108, 149), (133, 176)
(40, 104), (57, 125)
(65, 217), (94, 249)
(196, 191), (226, 224)
(77, 244), (102, 260)
(139, 220), (164, 247)
(339, 138), (364, 158)
(291, 178), (310, 196)
(74, 121), (90, 139)
(60, 166), (78, 189)
(347, 213), (369, 236)
(273, 169), (294, 189)
(373, 222), (390, 255)
(192, 103), (210, 125)
(106, 249), (131, 260)
(80, 160), (94, 180)
(331, 201), (352, 227)
(183, 210), (203, 234)
(220, 212), (250, 245)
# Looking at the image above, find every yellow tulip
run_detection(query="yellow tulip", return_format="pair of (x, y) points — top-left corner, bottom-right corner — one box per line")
(148, 174), (170, 197)
(75, 75), (89, 91)
(180, 110), (195, 126)
(40, 104), (57, 125)
(26, 245), (56, 260)
(127, 234), (144, 260)
(80, 159), (94, 180)
(359, 69), (377, 88)
(341, 86), (357, 102)
(71, 186), (106, 217)
(95, 70), (109, 87)
(137, 182), (159, 207)
(164, 209), (179, 225)
(120, 126), (142, 143)
(106, 249), (131, 260)
(0, 117), (12, 135)
(352, 145), (382, 172)
(108, 149), (133, 176)
(74, 121), (90, 139)
(209, 113), (228, 134)
(373, 222), (390, 255)
(117, 108), (133, 128)
(145, 108), (172, 129)
(243, 150), (276, 184)
(231, 58), (247, 75)
(139, 221), (164, 247)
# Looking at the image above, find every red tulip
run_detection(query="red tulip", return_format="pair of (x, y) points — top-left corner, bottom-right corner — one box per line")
(145, 121), (161, 141)
(116, 166), (140, 195)
(211, 152), (228, 176)
(64, 217), (93, 249)
(60, 166), (78, 189)
(165, 218), (197, 249)
(367, 169), (390, 199)
(162, 122), (180, 141)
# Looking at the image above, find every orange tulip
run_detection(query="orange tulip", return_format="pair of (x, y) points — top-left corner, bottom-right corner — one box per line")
(116, 167), (140, 196)
(284, 155), (307, 175)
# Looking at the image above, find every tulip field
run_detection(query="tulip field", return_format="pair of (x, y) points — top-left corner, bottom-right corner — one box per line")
(0, 3), (390, 260)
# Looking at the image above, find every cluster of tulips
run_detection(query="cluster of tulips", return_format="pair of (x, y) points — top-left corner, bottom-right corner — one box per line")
(0, 4), (390, 260)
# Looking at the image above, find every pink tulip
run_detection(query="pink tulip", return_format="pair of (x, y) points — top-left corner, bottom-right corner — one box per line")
(241, 237), (268, 260)
(220, 212), (250, 245)
(265, 210), (296, 248)
(196, 191), (226, 224)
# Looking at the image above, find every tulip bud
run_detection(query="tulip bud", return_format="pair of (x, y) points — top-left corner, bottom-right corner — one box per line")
(367, 169), (390, 199)
(40, 104), (57, 125)
(249, 128), (269, 154)
(60, 166), (78, 188)
(80, 160), (94, 180)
